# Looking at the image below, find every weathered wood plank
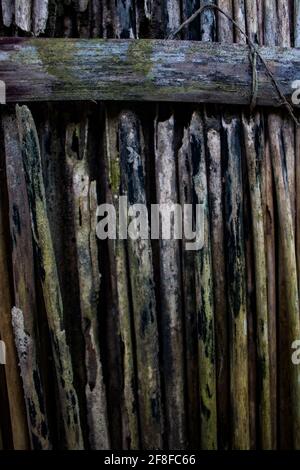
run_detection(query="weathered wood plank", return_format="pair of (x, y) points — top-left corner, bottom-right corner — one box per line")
(0, 38), (299, 106)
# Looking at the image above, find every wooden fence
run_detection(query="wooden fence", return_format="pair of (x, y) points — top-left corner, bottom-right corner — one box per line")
(0, 0), (300, 451)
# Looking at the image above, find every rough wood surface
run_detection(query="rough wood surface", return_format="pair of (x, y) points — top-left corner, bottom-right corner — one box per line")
(118, 111), (163, 450)
(223, 113), (250, 450)
(66, 120), (110, 450)
(155, 113), (186, 450)
(0, 38), (299, 106)
(104, 107), (140, 450)
(177, 112), (200, 449)
(3, 112), (51, 450)
(205, 107), (229, 450)
(0, 150), (29, 450)
(16, 105), (84, 450)
(243, 113), (272, 449)
(268, 114), (300, 449)
(191, 111), (217, 449)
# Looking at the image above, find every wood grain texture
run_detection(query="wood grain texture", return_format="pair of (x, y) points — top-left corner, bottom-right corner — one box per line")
(16, 105), (84, 450)
(0, 146), (29, 450)
(118, 111), (163, 450)
(66, 120), (110, 450)
(155, 113), (186, 450)
(3, 112), (51, 450)
(0, 38), (299, 106)
(104, 107), (140, 450)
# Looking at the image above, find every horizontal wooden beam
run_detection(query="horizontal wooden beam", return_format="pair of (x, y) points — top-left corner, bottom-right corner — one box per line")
(0, 38), (299, 106)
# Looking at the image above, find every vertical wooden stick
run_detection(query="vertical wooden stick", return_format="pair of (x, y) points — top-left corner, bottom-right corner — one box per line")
(243, 113), (272, 449)
(33, 0), (49, 36)
(118, 111), (163, 449)
(1, 0), (14, 28)
(191, 111), (218, 449)
(15, 0), (32, 32)
(155, 113), (186, 449)
(223, 113), (250, 449)
(205, 108), (230, 449)
(16, 105), (84, 450)
(3, 112), (51, 450)
(178, 118), (200, 449)
(268, 114), (300, 449)
(66, 120), (110, 450)
(104, 107), (140, 450)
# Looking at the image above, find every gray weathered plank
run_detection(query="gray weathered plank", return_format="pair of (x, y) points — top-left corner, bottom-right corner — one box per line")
(0, 38), (299, 106)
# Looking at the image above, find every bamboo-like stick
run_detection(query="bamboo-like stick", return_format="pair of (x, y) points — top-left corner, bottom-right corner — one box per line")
(104, 107), (140, 450)
(118, 111), (163, 449)
(3, 112), (51, 450)
(190, 111), (218, 449)
(177, 117), (200, 449)
(222, 113), (250, 449)
(243, 113), (272, 449)
(268, 114), (300, 449)
(16, 105), (84, 450)
(65, 121), (110, 450)
(204, 108), (230, 450)
(155, 113), (186, 449)
(0, 151), (29, 450)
